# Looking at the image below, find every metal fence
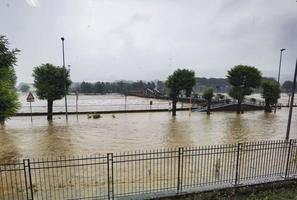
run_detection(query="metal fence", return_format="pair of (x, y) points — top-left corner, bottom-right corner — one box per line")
(18, 103), (191, 113)
(1, 139), (297, 200)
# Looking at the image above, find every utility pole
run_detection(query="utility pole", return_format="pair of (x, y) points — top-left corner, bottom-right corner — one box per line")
(286, 58), (297, 140)
(275, 48), (286, 113)
(61, 37), (68, 120)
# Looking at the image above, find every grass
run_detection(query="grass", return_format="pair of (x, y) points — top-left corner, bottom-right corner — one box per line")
(235, 187), (297, 200)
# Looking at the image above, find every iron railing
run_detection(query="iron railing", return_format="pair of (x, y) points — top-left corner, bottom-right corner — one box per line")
(1, 139), (297, 200)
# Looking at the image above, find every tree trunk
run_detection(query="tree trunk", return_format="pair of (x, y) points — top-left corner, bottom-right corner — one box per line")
(0, 117), (4, 126)
(237, 99), (242, 114)
(172, 99), (177, 116)
(265, 101), (272, 113)
(207, 99), (211, 115)
(47, 100), (53, 121)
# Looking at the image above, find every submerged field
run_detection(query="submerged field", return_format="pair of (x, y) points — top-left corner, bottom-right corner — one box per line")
(0, 108), (296, 161)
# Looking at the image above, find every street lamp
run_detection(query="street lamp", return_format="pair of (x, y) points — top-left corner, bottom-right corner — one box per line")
(61, 37), (68, 120)
(286, 58), (297, 140)
(275, 48), (286, 113)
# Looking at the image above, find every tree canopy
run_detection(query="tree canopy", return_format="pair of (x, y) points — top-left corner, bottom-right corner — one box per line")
(282, 81), (296, 93)
(202, 87), (214, 114)
(19, 83), (30, 93)
(261, 80), (281, 112)
(0, 36), (20, 124)
(75, 80), (156, 94)
(227, 65), (262, 113)
(33, 63), (71, 120)
(166, 69), (196, 116)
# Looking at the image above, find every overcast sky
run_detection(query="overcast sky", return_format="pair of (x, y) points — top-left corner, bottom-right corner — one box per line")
(1, 0), (297, 83)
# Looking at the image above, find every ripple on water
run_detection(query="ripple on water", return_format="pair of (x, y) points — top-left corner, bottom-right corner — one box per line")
(0, 109), (296, 160)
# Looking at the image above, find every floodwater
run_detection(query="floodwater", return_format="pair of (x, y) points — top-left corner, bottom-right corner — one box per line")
(18, 93), (186, 113)
(18, 92), (294, 113)
(0, 108), (296, 162)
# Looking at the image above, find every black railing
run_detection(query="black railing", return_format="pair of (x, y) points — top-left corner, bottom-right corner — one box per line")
(1, 139), (297, 200)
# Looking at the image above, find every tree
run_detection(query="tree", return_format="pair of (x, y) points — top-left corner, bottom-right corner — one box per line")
(0, 36), (20, 124)
(80, 81), (94, 93)
(227, 65), (262, 113)
(202, 87), (214, 114)
(19, 83), (30, 93)
(261, 80), (281, 113)
(282, 81), (296, 93)
(166, 69), (196, 116)
(33, 63), (71, 120)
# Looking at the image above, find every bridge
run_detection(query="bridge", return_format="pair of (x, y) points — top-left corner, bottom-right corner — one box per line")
(193, 98), (266, 112)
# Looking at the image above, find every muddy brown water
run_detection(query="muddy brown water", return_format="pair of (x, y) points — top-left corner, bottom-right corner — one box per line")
(0, 108), (296, 162)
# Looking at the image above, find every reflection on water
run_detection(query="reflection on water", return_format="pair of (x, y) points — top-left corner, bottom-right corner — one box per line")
(0, 108), (296, 161)
(163, 117), (194, 147)
(224, 114), (250, 142)
(34, 121), (73, 157)
(0, 126), (20, 163)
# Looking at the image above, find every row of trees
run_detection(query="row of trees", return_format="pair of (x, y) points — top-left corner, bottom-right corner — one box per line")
(166, 65), (281, 116)
(76, 80), (155, 94)
(226, 65), (280, 113)
(0, 35), (285, 122)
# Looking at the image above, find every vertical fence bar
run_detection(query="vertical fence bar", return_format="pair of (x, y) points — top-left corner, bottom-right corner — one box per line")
(23, 160), (29, 200)
(107, 153), (114, 200)
(23, 159), (33, 200)
(27, 159), (34, 200)
(177, 147), (183, 194)
(235, 143), (242, 186)
(285, 139), (293, 179)
(111, 154), (114, 200)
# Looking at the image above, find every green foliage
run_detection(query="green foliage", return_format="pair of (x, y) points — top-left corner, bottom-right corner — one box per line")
(19, 83), (30, 93)
(166, 69), (196, 116)
(0, 36), (20, 69)
(0, 82), (20, 122)
(33, 63), (71, 101)
(0, 36), (20, 123)
(203, 87), (214, 114)
(261, 79), (281, 112)
(227, 65), (262, 113)
(33, 63), (71, 120)
(202, 87), (214, 101)
(166, 69), (196, 99)
(75, 80), (156, 94)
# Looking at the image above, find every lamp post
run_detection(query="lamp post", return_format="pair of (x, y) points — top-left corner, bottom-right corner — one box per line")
(61, 37), (68, 120)
(286, 58), (297, 140)
(275, 48), (286, 113)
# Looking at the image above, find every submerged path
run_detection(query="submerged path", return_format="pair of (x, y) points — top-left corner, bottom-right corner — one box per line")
(15, 107), (191, 116)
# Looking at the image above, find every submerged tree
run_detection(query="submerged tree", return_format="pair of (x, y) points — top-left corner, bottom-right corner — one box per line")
(261, 80), (281, 113)
(0, 36), (20, 124)
(166, 69), (196, 116)
(227, 65), (262, 113)
(33, 63), (71, 120)
(202, 87), (214, 115)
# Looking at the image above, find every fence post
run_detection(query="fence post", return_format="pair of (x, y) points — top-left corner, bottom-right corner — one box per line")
(177, 147), (184, 194)
(107, 153), (114, 200)
(285, 139), (293, 179)
(235, 143), (242, 186)
(23, 159), (34, 200)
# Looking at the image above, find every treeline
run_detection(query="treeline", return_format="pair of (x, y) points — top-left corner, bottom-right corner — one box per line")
(70, 80), (156, 94)
(18, 78), (297, 94)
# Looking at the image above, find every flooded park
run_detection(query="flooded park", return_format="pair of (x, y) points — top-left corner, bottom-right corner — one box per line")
(0, 93), (296, 162)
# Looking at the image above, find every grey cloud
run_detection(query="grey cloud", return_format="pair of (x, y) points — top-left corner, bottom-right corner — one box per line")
(0, 0), (296, 83)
